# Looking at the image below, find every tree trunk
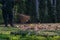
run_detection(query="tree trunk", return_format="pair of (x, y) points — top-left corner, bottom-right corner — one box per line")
(35, 0), (39, 20)
(51, 0), (57, 23)
(17, 0), (26, 14)
(44, 0), (48, 23)
(56, 0), (60, 22)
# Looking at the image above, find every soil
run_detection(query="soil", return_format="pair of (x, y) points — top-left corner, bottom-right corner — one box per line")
(15, 23), (60, 31)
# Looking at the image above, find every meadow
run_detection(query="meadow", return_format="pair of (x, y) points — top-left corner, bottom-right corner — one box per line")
(0, 24), (60, 40)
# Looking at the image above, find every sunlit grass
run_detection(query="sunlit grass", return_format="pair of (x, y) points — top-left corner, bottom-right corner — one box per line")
(0, 26), (20, 35)
(0, 26), (60, 40)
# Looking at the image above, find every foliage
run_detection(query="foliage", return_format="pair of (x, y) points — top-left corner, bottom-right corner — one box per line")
(0, 0), (60, 23)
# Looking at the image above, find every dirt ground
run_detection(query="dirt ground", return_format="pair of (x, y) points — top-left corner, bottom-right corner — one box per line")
(0, 23), (60, 31)
(15, 23), (60, 31)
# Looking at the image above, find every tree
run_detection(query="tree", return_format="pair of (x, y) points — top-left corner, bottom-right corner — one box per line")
(44, 0), (49, 23)
(56, 0), (60, 23)
(35, 0), (39, 21)
(50, 0), (57, 23)
(17, 0), (26, 14)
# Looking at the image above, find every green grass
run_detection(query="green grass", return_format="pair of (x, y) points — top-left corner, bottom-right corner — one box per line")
(0, 26), (60, 40)
(0, 26), (20, 34)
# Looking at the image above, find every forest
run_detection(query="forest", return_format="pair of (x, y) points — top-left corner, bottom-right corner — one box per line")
(0, 0), (60, 23)
(14, 0), (60, 23)
(0, 0), (60, 40)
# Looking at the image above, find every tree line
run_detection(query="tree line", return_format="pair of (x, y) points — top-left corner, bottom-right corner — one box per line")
(0, 0), (60, 23)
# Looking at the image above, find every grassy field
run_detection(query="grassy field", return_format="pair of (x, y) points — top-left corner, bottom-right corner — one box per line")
(0, 24), (60, 40)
